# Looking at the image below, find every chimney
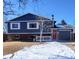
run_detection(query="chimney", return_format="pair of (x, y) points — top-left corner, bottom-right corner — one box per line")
(51, 14), (54, 20)
(51, 14), (56, 28)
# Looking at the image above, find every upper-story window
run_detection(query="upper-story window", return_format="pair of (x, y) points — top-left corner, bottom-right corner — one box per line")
(27, 22), (39, 29)
(10, 23), (20, 30)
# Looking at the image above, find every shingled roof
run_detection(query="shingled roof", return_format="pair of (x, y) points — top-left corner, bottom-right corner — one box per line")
(9, 13), (50, 21)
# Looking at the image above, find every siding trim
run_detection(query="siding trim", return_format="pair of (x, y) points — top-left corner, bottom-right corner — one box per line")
(51, 28), (73, 30)
(5, 20), (54, 23)
(6, 32), (51, 34)
(58, 29), (71, 31)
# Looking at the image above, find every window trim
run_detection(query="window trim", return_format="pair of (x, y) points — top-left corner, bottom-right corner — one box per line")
(10, 23), (20, 30)
(27, 22), (39, 29)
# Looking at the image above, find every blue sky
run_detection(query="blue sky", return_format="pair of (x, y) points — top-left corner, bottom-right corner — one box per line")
(5, 0), (75, 25)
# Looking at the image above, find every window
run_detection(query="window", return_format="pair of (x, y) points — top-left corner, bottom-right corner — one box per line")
(36, 36), (51, 42)
(14, 35), (20, 39)
(10, 23), (20, 30)
(27, 22), (39, 29)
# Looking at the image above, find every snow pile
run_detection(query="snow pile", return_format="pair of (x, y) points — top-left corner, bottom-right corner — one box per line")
(3, 42), (75, 59)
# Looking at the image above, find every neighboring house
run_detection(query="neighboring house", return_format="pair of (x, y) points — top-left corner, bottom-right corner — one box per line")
(5, 13), (74, 42)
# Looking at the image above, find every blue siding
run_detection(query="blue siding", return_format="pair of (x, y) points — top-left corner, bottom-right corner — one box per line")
(8, 22), (40, 33)
(7, 13), (54, 34)
(7, 19), (54, 34)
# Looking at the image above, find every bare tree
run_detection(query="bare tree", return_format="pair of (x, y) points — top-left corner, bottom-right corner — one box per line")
(3, 0), (39, 32)
(3, 0), (39, 16)
(58, 19), (67, 25)
(3, 0), (28, 32)
(61, 19), (67, 25)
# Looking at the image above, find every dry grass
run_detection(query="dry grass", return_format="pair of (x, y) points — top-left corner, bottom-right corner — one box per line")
(63, 43), (75, 51)
(3, 41), (75, 55)
(3, 41), (43, 55)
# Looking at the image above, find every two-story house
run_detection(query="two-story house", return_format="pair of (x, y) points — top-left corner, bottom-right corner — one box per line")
(5, 13), (74, 42)
(5, 13), (55, 42)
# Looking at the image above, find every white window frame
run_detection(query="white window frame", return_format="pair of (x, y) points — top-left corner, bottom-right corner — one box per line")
(10, 23), (20, 30)
(27, 22), (39, 29)
(36, 36), (51, 42)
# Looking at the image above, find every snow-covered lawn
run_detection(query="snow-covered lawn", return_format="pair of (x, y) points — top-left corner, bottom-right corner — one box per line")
(3, 42), (41, 55)
(3, 42), (75, 59)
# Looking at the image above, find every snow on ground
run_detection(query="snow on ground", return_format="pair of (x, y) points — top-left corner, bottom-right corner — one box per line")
(3, 42), (75, 59)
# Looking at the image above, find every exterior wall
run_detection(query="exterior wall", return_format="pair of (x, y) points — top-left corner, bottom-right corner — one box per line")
(8, 22), (40, 33)
(5, 34), (51, 42)
(71, 33), (75, 42)
(7, 34), (15, 41)
(51, 29), (58, 41)
(7, 20), (53, 34)
(19, 34), (35, 42)
(3, 34), (8, 42)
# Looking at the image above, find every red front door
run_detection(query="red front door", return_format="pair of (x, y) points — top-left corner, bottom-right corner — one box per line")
(52, 30), (58, 40)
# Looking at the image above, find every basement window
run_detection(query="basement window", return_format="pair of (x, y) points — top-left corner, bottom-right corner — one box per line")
(27, 22), (39, 29)
(36, 36), (51, 42)
(10, 23), (20, 30)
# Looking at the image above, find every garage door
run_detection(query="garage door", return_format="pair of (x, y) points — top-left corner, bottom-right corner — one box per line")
(58, 31), (71, 41)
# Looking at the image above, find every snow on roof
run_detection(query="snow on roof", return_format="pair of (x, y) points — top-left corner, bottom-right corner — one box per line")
(3, 42), (75, 59)
(56, 24), (74, 29)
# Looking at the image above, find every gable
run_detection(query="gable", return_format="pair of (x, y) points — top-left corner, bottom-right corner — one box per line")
(9, 13), (50, 21)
